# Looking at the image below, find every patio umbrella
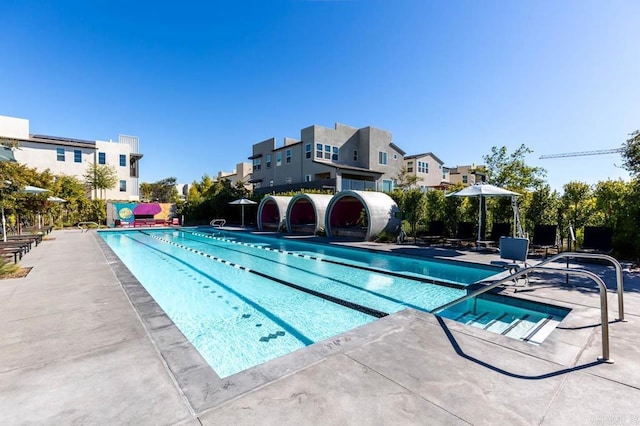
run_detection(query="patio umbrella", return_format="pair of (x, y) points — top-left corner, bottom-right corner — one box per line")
(47, 196), (67, 203)
(228, 198), (257, 227)
(447, 183), (520, 244)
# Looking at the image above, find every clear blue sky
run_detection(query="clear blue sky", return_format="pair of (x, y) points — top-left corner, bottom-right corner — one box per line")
(2, 0), (638, 192)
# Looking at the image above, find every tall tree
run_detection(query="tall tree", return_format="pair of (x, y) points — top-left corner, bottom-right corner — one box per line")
(84, 163), (117, 199)
(145, 177), (179, 202)
(483, 144), (546, 192)
(622, 130), (640, 176)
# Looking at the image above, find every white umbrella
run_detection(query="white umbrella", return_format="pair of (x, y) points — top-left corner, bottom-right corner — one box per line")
(228, 198), (257, 227)
(447, 183), (521, 244)
(47, 196), (67, 203)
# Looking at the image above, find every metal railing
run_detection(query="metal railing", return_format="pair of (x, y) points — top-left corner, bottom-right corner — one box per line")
(77, 222), (100, 233)
(431, 265), (615, 363)
(535, 252), (625, 321)
(210, 219), (226, 228)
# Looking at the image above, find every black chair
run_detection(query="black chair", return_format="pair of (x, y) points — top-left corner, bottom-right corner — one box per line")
(421, 220), (444, 245)
(445, 221), (476, 247)
(579, 226), (613, 254)
(530, 225), (558, 258)
(477, 222), (510, 249)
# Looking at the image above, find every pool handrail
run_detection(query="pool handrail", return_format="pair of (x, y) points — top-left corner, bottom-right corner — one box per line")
(210, 219), (226, 228)
(430, 265), (614, 363)
(535, 252), (624, 321)
(77, 222), (99, 233)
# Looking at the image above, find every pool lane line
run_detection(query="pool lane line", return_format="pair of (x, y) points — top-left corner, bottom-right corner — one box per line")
(139, 231), (388, 319)
(174, 231), (439, 314)
(185, 230), (467, 290)
(121, 233), (315, 345)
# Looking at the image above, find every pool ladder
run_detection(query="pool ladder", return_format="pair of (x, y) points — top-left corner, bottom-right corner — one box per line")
(431, 252), (625, 364)
(77, 222), (100, 233)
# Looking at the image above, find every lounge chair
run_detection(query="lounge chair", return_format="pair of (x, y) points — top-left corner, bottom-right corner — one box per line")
(578, 226), (613, 254)
(444, 222), (476, 247)
(476, 222), (510, 250)
(420, 220), (444, 245)
(490, 236), (530, 286)
(530, 224), (558, 258)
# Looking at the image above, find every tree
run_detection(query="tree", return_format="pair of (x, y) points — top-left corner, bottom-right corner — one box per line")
(84, 163), (117, 199)
(395, 166), (420, 190)
(143, 177), (179, 203)
(402, 189), (427, 241)
(483, 144), (546, 192)
(139, 182), (153, 201)
(622, 130), (640, 176)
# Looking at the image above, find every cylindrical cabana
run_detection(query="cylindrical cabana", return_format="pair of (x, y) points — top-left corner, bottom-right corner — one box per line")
(257, 196), (292, 231)
(325, 190), (401, 241)
(286, 194), (333, 235)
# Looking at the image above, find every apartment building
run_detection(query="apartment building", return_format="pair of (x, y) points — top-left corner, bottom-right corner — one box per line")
(447, 164), (486, 186)
(249, 123), (405, 195)
(403, 152), (450, 190)
(0, 115), (142, 201)
(216, 162), (252, 191)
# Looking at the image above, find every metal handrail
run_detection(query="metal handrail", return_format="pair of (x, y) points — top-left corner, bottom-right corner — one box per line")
(77, 222), (99, 233)
(431, 266), (614, 363)
(535, 252), (624, 321)
(210, 219), (226, 228)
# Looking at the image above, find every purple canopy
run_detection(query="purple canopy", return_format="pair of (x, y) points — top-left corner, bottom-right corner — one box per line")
(133, 203), (162, 216)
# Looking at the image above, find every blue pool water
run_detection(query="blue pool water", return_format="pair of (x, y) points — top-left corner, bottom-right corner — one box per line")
(100, 228), (499, 377)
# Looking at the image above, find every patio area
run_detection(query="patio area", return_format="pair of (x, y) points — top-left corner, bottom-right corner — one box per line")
(1, 229), (639, 425)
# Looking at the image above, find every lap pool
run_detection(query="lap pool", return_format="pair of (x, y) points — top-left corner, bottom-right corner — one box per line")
(99, 228), (499, 377)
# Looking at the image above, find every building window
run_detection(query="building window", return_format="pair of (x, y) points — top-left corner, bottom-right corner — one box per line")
(316, 143), (323, 158)
(382, 179), (393, 192)
(255, 182), (261, 189)
(119, 154), (126, 167)
(269, 179), (274, 186)
(253, 158), (261, 170)
(324, 145), (331, 160)
(266, 154), (272, 168)
(74, 150), (82, 163)
(462, 175), (468, 184)
(407, 161), (414, 172)
(119, 180), (127, 192)
(276, 152), (282, 166)
(353, 150), (358, 161)
(56, 148), (65, 162)
(332, 146), (339, 161)
(98, 152), (106, 164)
(418, 161), (428, 173)
(305, 143), (311, 159)
(305, 175), (311, 182)
(285, 149), (292, 164)
(285, 177), (292, 184)
(378, 151), (388, 165)
(393, 154), (398, 160)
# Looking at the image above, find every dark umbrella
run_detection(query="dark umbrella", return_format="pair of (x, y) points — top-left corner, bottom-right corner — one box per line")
(228, 198), (257, 227)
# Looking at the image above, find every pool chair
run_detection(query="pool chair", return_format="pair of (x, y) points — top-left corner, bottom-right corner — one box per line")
(578, 226), (613, 254)
(476, 222), (510, 250)
(444, 221), (476, 247)
(530, 224), (558, 258)
(420, 220), (444, 245)
(490, 236), (530, 286)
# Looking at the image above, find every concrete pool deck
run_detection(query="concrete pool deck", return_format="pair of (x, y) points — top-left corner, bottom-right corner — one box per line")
(1, 229), (639, 425)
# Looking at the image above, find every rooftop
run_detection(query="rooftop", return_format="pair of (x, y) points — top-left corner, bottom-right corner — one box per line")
(2, 230), (639, 424)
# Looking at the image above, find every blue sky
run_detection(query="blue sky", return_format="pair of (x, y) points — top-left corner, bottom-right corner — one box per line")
(2, 0), (638, 191)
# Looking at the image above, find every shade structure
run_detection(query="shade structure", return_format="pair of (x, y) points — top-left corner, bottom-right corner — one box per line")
(447, 183), (521, 244)
(133, 203), (162, 216)
(23, 185), (50, 194)
(228, 198), (257, 227)
(2, 184), (50, 241)
(47, 196), (67, 203)
(0, 146), (16, 163)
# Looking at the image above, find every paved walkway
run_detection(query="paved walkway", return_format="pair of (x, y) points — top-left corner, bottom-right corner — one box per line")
(1, 230), (639, 425)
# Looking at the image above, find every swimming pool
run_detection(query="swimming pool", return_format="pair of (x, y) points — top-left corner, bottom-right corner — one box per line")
(100, 228), (499, 377)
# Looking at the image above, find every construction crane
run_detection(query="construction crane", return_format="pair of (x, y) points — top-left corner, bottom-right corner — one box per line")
(539, 148), (623, 159)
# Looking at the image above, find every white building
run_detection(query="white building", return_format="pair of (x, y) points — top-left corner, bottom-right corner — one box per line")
(0, 115), (142, 201)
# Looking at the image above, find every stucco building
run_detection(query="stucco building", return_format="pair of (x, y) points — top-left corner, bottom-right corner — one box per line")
(0, 115), (142, 201)
(403, 152), (450, 190)
(249, 123), (405, 195)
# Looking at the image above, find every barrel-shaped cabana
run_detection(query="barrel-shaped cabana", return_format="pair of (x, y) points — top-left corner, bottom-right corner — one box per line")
(286, 193), (333, 235)
(325, 190), (401, 241)
(257, 195), (292, 231)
